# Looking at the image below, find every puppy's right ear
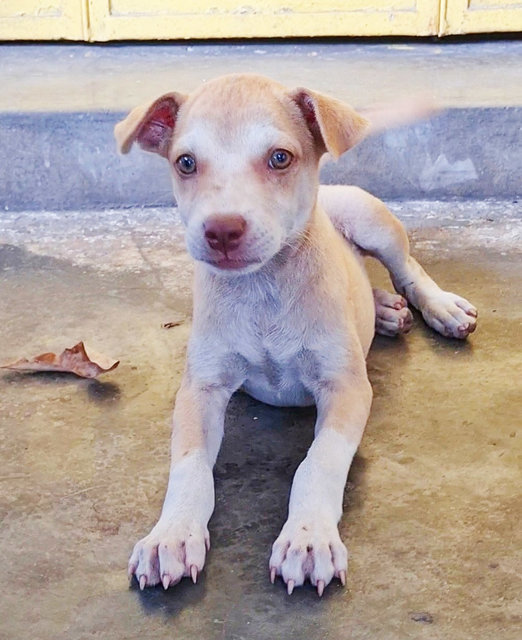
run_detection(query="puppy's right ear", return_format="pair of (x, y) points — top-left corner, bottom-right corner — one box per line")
(114, 92), (186, 157)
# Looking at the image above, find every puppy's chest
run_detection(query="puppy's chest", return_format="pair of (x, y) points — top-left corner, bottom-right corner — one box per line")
(227, 288), (310, 363)
(245, 319), (304, 371)
(224, 297), (343, 405)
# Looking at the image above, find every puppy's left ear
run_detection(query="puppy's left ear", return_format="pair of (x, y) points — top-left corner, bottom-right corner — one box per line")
(290, 88), (369, 159)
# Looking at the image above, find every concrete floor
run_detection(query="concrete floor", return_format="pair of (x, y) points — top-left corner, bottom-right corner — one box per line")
(0, 203), (520, 640)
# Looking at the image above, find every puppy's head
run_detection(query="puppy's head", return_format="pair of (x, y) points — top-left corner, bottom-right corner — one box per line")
(115, 74), (368, 275)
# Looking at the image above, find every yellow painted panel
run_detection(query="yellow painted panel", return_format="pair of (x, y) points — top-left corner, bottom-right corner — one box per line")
(3, 0), (518, 41)
(469, 0), (522, 6)
(109, 0), (417, 13)
(441, 0), (522, 34)
(88, 0), (439, 40)
(0, 0), (86, 39)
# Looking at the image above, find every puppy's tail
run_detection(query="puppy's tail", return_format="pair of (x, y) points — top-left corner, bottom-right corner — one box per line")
(360, 96), (439, 137)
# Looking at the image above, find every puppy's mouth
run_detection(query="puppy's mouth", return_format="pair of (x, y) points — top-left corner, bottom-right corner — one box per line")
(206, 257), (263, 271)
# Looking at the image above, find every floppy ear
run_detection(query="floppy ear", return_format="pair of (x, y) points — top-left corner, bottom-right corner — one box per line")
(290, 88), (369, 159)
(114, 92), (186, 157)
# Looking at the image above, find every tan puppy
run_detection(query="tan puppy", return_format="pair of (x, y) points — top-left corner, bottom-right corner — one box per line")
(115, 74), (477, 596)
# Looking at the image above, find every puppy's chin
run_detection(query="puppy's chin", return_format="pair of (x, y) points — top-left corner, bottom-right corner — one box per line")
(197, 256), (265, 277)
(189, 238), (286, 276)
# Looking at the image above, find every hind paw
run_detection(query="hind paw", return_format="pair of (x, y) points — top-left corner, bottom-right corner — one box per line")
(373, 289), (414, 337)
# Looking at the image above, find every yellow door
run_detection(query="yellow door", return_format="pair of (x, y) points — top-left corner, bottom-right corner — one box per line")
(0, 0), (86, 40)
(87, 0), (440, 41)
(441, 0), (522, 35)
(0, 1), (521, 41)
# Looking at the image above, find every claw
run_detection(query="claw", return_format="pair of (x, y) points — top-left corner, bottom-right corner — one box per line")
(287, 579), (295, 595)
(317, 580), (325, 597)
(139, 575), (147, 591)
(190, 565), (198, 584)
(205, 536), (211, 552)
(339, 570), (346, 587)
(270, 567), (276, 584)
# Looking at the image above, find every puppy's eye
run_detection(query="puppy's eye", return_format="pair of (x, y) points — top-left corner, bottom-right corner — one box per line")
(175, 154), (197, 175)
(268, 149), (293, 170)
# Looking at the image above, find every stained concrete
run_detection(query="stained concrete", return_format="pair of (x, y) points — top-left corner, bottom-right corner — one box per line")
(0, 203), (521, 640)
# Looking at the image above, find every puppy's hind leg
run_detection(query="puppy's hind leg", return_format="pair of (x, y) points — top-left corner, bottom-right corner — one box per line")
(373, 288), (413, 337)
(321, 185), (477, 339)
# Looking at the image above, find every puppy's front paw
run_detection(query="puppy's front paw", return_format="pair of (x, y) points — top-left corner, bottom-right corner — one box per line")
(128, 519), (210, 590)
(421, 291), (477, 339)
(269, 518), (348, 596)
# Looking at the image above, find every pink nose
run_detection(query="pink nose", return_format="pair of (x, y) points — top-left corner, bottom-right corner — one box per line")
(203, 214), (247, 255)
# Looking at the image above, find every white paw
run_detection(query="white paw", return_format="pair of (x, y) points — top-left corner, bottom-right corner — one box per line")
(373, 289), (414, 337)
(128, 518), (210, 589)
(269, 518), (348, 596)
(421, 291), (477, 339)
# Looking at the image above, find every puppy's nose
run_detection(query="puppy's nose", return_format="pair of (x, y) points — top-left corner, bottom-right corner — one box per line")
(204, 214), (247, 255)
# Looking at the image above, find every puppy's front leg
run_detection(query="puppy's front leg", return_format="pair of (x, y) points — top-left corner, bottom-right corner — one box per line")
(128, 375), (232, 589)
(270, 367), (372, 595)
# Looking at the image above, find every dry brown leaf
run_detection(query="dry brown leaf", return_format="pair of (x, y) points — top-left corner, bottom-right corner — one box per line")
(1, 342), (119, 379)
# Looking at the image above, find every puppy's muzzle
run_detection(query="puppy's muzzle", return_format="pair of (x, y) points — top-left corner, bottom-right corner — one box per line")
(203, 214), (247, 257)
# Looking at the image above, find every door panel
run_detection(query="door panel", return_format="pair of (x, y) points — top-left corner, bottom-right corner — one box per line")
(87, 0), (440, 40)
(0, 0), (86, 39)
(441, 0), (522, 34)
(0, 1), (520, 42)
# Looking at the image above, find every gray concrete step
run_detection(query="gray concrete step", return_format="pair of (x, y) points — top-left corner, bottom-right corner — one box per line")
(1, 107), (520, 211)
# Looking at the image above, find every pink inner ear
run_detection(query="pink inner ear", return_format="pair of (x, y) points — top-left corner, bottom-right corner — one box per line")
(295, 92), (324, 151)
(300, 94), (318, 127)
(138, 120), (168, 151)
(153, 103), (176, 130)
(137, 101), (176, 153)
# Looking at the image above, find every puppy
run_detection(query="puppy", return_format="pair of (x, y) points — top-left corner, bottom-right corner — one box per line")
(115, 74), (477, 596)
